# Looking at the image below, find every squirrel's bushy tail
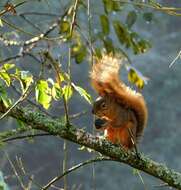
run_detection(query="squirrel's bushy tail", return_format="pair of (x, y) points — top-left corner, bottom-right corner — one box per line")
(90, 54), (148, 141)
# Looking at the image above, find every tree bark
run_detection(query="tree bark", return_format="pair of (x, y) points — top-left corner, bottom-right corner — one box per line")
(0, 104), (181, 189)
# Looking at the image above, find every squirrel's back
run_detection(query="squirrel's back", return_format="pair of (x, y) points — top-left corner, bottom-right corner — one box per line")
(91, 54), (148, 141)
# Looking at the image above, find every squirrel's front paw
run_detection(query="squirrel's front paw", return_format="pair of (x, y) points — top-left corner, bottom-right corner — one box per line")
(98, 134), (106, 140)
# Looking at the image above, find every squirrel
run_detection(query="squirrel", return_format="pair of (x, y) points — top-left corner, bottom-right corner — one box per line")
(90, 54), (148, 149)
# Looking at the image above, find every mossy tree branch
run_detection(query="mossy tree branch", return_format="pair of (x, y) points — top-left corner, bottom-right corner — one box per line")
(0, 104), (181, 189)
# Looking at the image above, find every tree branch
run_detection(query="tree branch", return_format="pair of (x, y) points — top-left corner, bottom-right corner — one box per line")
(0, 104), (181, 189)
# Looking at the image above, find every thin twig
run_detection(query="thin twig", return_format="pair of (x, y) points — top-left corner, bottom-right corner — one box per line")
(0, 6), (70, 65)
(27, 175), (34, 190)
(69, 0), (79, 37)
(0, 54), (22, 65)
(19, 14), (42, 32)
(127, 127), (139, 158)
(76, 24), (95, 57)
(87, 2), (97, 189)
(43, 51), (70, 125)
(169, 50), (181, 68)
(19, 12), (59, 17)
(69, 110), (88, 119)
(0, 88), (30, 121)
(0, 1), (28, 17)
(2, 133), (51, 143)
(5, 152), (26, 189)
(113, 0), (181, 16)
(0, 128), (29, 143)
(42, 157), (111, 190)
(153, 183), (169, 188)
(87, 0), (94, 66)
(15, 156), (26, 175)
(62, 48), (73, 190)
(135, 169), (148, 190)
(1, 18), (36, 37)
(63, 140), (68, 190)
(28, 175), (44, 189)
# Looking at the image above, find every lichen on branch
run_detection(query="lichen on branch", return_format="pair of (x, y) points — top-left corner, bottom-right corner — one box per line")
(0, 103), (181, 189)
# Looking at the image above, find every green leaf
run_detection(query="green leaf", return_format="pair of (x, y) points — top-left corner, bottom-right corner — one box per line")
(113, 20), (151, 54)
(62, 85), (73, 102)
(0, 19), (3, 27)
(126, 11), (137, 28)
(3, 63), (15, 71)
(94, 48), (102, 58)
(13, 70), (33, 92)
(102, 0), (114, 13)
(129, 32), (151, 54)
(19, 71), (33, 91)
(0, 84), (11, 108)
(58, 73), (65, 82)
(133, 168), (139, 175)
(137, 39), (152, 53)
(112, 1), (122, 11)
(113, 20), (125, 44)
(143, 12), (153, 23)
(113, 20), (131, 47)
(0, 63), (15, 86)
(102, 0), (122, 13)
(16, 119), (25, 128)
(63, 72), (70, 82)
(59, 20), (70, 33)
(0, 171), (10, 190)
(78, 145), (93, 152)
(78, 145), (86, 151)
(72, 83), (92, 104)
(20, 71), (32, 81)
(71, 44), (80, 55)
(128, 68), (145, 89)
(1, 95), (11, 108)
(75, 48), (87, 64)
(0, 72), (11, 86)
(71, 42), (87, 64)
(35, 80), (52, 109)
(52, 83), (62, 100)
(100, 14), (110, 35)
(103, 37), (115, 54)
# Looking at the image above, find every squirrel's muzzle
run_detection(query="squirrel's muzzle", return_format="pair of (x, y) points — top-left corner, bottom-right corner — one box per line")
(94, 118), (108, 129)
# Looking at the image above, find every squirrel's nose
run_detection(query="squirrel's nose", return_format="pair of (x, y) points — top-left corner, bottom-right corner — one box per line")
(95, 118), (107, 129)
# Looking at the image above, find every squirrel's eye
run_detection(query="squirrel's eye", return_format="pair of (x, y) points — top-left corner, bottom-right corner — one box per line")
(101, 102), (106, 108)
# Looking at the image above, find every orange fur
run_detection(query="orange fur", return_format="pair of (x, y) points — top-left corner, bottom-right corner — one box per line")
(91, 54), (148, 149)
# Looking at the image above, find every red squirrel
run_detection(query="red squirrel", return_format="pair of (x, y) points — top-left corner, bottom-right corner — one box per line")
(91, 54), (148, 149)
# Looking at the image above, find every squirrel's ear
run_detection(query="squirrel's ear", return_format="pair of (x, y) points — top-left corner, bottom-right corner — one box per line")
(99, 92), (105, 96)
(99, 90), (107, 97)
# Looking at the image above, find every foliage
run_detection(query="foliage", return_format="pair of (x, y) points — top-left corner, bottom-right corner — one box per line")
(0, 0), (157, 111)
(0, 171), (10, 190)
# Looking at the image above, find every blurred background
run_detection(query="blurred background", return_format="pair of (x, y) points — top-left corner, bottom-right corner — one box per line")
(0, 0), (181, 189)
